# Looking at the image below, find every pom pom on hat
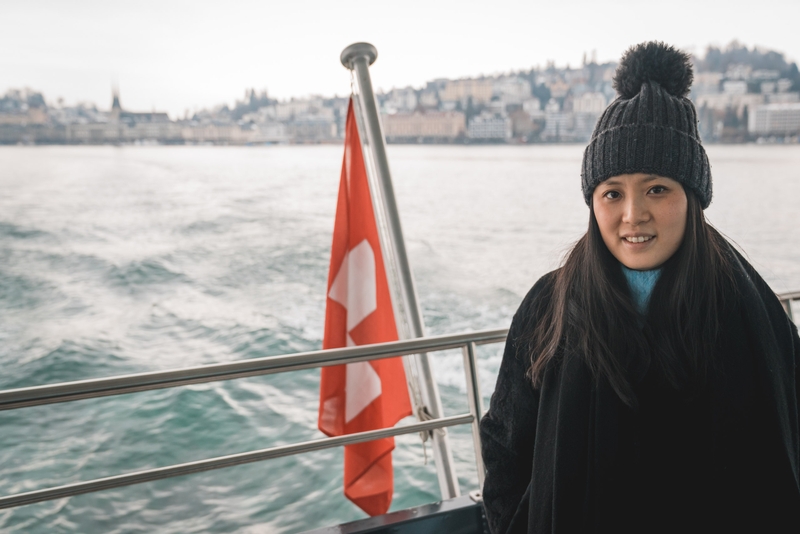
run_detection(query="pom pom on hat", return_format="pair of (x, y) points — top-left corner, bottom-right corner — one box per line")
(613, 41), (694, 99)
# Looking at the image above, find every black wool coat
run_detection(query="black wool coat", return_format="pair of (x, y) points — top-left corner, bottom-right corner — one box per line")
(480, 255), (800, 534)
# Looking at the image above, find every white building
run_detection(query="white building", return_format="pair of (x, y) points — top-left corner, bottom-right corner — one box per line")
(693, 72), (723, 96)
(752, 69), (780, 81)
(766, 92), (800, 104)
(383, 87), (418, 114)
(241, 106), (277, 123)
(274, 98), (327, 120)
(418, 90), (439, 109)
(574, 112), (600, 141)
(722, 80), (748, 95)
(493, 77), (532, 105)
(252, 122), (288, 143)
(180, 124), (256, 144)
(286, 114), (337, 142)
(467, 111), (512, 140)
(748, 103), (800, 135)
(542, 99), (574, 141)
(441, 78), (494, 105)
(382, 111), (465, 141)
(695, 93), (764, 116)
(725, 64), (752, 80)
(761, 81), (777, 94)
(573, 92), (607, 114)
(67, 92), (182, 143)
(778, 79), (794, 93)
(522, 98), (543, 117)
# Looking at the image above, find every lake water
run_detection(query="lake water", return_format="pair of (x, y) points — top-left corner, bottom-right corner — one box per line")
(1, 144), (799, 533)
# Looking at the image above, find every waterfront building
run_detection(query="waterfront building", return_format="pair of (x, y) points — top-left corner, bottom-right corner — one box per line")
(541, 99), (574, 141)
(0, 104), (63, 143)
(382, 111), (466, 142)
(256, 122), (288, 143)
(748, 103), (800, 136)
(67, 91), (181, 144)
(440, 78), (493, 105)
(467, 110), (511, 141)
(180, 123), (255, 144)
(286, 114), (337, 143)
(329, 99), (349, 137)
(0, 107), (48, 126)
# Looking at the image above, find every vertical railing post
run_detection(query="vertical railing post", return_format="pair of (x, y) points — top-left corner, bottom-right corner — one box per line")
(340, 42), (460, 500)
(781, 299), (793, 321)
(462, 342), (485, 488)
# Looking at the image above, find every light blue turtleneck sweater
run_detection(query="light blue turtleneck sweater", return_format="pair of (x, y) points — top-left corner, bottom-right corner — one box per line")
(621, 264), (661, 315)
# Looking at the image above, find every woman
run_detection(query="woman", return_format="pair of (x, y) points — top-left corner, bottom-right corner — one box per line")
(479, 42), (800, 533)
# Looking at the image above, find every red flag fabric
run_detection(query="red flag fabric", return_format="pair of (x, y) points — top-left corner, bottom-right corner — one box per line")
(318, 98), (413, 517)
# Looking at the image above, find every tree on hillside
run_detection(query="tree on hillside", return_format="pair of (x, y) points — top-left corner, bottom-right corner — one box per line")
(532, 84), (551, 108)
(695, 41), (799, 80)
(231, 89), (275, 121)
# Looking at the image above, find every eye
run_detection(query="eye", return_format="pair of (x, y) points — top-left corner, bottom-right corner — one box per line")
(603, 190), (621, 200)
(648, 185), (667, 194)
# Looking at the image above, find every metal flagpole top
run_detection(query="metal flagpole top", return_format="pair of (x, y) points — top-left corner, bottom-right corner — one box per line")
(340, 42), (378, 69)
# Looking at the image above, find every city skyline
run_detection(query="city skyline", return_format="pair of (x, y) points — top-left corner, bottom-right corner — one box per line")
(5, 39), (797, 119)
(3, 0), (800, 117)
(4, 40), (798, 146)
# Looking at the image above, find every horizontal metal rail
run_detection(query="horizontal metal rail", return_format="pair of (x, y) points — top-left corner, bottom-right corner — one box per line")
(0, 413), (473, 510)
(3, 290), (794, 511)
(0, 328), (507, 411)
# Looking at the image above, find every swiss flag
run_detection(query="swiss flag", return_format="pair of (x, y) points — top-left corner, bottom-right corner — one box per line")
(318, 98), (413, 516)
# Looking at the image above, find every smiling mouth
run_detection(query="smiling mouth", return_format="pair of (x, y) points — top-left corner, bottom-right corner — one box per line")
(624, 236), (654, 243)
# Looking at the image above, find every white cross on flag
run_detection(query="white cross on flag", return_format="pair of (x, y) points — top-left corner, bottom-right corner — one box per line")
(318, 99), (412, 517)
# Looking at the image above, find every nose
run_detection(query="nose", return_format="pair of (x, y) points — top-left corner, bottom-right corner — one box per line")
(622, 194), (650, 226)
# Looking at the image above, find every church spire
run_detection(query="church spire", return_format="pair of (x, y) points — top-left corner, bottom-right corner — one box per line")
(110, 84), (122, 123)
(111, 84), (121, 110)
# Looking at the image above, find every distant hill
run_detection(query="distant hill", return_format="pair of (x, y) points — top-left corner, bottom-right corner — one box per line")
(694, 41), (799, 90)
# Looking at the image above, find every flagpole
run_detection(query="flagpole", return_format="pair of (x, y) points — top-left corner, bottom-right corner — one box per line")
(341, 42), (461, 500)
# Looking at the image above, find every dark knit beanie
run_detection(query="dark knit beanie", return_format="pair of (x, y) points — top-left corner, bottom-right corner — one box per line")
(581, 41), (712, 209)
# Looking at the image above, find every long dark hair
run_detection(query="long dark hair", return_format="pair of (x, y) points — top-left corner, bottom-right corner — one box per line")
(525, 190), (735, 407)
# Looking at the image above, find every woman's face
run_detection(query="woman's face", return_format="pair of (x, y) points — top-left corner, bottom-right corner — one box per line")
(592, 173), (688, 270)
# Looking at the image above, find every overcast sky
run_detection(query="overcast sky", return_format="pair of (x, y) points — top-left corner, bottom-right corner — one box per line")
(2, 0), (799, 117)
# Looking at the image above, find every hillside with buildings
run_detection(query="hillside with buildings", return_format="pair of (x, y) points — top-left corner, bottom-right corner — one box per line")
(2, 42), (799, 145)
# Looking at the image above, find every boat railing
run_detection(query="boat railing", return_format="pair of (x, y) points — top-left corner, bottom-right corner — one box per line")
(1, 290), (797, 512)
(0, 328), (507, 510)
